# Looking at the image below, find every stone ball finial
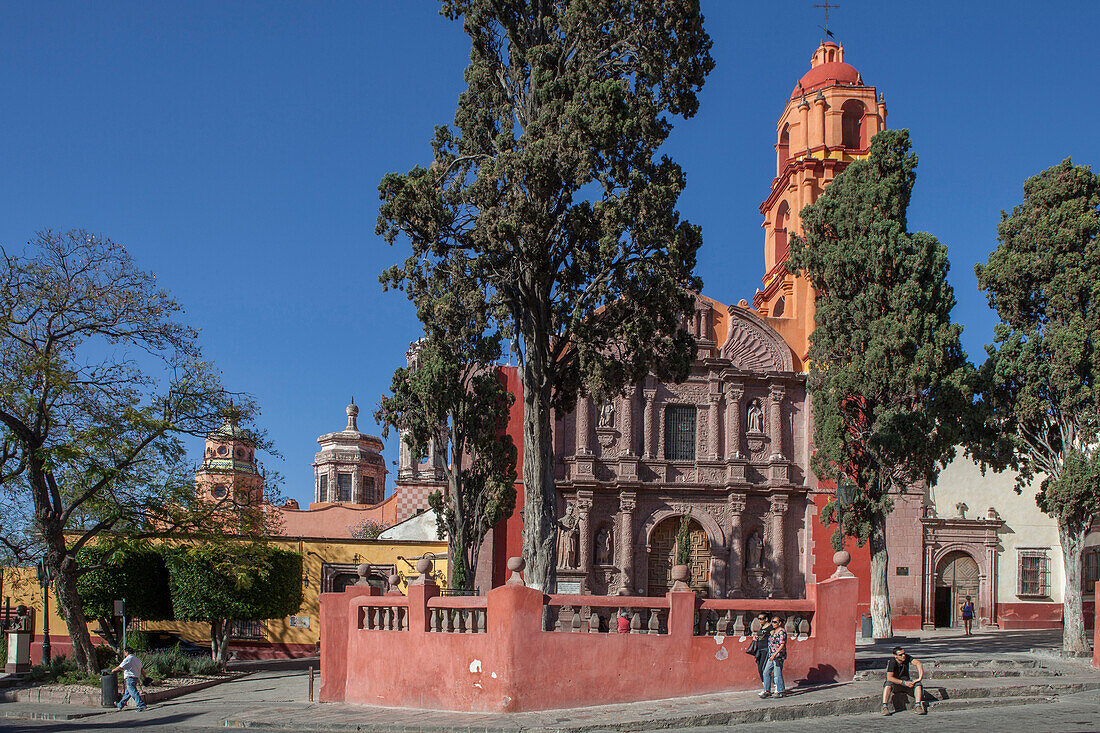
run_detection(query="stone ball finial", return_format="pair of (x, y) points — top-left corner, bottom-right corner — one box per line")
(506, 556), (526, 586)
(387, 573), (402, 594)
(347, 401), (359, 417)
(671, 565), (689, 583)
(416, 557), (434, 576)
(830, 550), (854, 579)
(15, 604), (28, 617)
(355, 563), (371, 585)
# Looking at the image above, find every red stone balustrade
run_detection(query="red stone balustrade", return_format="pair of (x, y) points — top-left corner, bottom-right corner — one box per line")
(1094, 581), (1099, 669)
(320, 556), (858, 712)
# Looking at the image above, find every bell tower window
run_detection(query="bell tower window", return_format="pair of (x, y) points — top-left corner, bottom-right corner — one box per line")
(841, 99), (867, 150)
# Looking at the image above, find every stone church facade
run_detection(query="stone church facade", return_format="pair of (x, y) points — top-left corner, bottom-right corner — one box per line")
(550, 297), (812, 599)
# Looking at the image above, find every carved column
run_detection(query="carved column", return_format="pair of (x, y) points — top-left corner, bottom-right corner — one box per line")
(769, 494), (789, 597)
(724, 384), (743, 459)
(727, 492), (747, 596)
(707, 388), (721, 461)
(576, 491), (593, 592)
(576, 397), (591, 455)
(768, 384), (785, 461)
(922, 539), (936, 629)
(622, 386), (635, 456)
(618, 492), (637, 593)
(985, 538), (999, 628)
(642, 387), (657, 458)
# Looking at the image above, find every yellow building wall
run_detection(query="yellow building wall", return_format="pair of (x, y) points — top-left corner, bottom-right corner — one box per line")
(3, 536), (447, 657)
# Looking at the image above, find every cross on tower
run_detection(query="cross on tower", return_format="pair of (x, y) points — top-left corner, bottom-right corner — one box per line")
(814, 2), (839, 38)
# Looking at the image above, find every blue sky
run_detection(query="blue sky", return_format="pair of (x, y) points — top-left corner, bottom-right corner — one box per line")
(1, 1), (1096, 507)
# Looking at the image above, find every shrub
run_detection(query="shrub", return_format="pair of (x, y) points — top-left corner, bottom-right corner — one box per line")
(187, 656), (222, 676)
(126, 630), (150, 653)
(27, 654), (99, 686)
(93, 645), (116, 671)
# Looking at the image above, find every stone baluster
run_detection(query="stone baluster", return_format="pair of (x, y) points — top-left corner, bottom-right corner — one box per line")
(769, 494), (789, 597)
(642, 387), (657, 458)
(768, 384), (785, 461)
(571, 610), (582, 632)
(648, 609), (660, 635)
(618, 492), (636, 594)
(727, 492), (747, 596)
(731, 612), (746, 638)
(725, 384), (743, 459)
(707, 388), (721, 460)
(577, 396), (591, 455)
(588, 611), (600, 633)
(630, 610), (642, 634)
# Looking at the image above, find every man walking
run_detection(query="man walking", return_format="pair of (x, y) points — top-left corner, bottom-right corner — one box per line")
(111, 646), (148, 711)
(882, 646), (925, 715)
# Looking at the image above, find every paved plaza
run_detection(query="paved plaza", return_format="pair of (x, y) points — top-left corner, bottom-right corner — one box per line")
(0, 631), (1096, 732)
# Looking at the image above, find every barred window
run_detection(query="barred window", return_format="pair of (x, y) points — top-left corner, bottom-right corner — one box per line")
(361, 475), (375, 504)
(225, 619), (263, 639)
(319, 475), (328, 502)
(1084, 547), (1100, 594)
(1017, 549), (1049, 598)
(337, 473), (352, 502)
(664, 405), (697, 462)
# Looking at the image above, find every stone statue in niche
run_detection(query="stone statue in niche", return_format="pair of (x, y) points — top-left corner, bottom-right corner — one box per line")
(747, 400), (764, 434)
(594, 525), (613, 565)
(746, 528), (764, 569)
(955, 502), (968, 519)
(557, 503), (580, 569)
(597, 399), (615, 429)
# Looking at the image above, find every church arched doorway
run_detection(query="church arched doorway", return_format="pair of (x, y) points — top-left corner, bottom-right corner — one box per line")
(934, 551), (979, 628)
(647, 516), (710, 596)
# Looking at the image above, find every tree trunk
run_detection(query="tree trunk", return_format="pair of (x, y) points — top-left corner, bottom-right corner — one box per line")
(519, 359), (557, 594)
(42, 525), (98, 674)
(210, 619), (230, 670)
(868, 513), (894, 639)
(1057, 519), (1090, 653)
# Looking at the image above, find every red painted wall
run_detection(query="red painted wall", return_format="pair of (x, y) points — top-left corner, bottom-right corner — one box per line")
(1093, 582), (1099, 669)
(492, 366), (526, 589)
(810, 487), (872, 625)
(321, 569), (858, 712)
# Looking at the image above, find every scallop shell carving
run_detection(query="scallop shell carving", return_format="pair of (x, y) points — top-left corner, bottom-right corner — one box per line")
(721, 306), (794, 372)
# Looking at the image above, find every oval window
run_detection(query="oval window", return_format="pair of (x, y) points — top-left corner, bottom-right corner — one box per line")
(211, 485), (228, 499)
(217, 446), (229, 456)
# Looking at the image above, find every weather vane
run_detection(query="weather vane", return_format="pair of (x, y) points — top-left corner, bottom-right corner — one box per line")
(814, 2), (839, 39)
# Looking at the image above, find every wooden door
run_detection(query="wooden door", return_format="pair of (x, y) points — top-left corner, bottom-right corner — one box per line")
(647, 517), (710, 596)
(936, 551), (979, 627)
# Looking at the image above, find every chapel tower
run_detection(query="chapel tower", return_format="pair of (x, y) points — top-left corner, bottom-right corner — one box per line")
(755, 41), (886, 368)
(195, 412), (264, 507)
(311, 401), (387, 507)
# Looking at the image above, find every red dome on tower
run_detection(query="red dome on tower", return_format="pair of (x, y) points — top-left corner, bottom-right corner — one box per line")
(790, 42), (863, 100)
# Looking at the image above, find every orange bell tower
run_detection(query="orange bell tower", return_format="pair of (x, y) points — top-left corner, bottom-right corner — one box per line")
(755, 41), (887, 369)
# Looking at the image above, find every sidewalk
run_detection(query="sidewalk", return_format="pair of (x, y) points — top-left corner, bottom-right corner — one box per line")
(219, 673), (1100, 733)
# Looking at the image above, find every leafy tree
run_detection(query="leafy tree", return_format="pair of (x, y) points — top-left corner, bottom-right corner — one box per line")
(787, 130), (972, 638)
(76, 543), (173, 651)
(0, 230), (271, 674)
(377, 1), (713, 591)
(164, 544), (302, 668)
(972, 159), (1100, 652)
(377, 253), (517, 591)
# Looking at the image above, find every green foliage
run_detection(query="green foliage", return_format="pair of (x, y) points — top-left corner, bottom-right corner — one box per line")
(125, 631), (150, 654)
(787, 129), (972, 539)
(674, 514), (692, 566)
(376, 261), (517, 590)
(76, 544), (173, 625)
(972, 159), (1100, 525)
(141, 646), (219, 680)
(376, 1), (713, 589)
(164, 544), (303, 624)
(27, 654), (99, 686)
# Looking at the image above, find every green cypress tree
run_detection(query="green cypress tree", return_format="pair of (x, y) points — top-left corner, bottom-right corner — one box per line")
(788, 130), (972, 639)
(972, 159), (1100, 652)
(376, 1), (713, 591)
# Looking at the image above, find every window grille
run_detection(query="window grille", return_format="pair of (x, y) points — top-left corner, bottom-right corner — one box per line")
(664, 405), (697, 462)
(361, 475), (375, 504)
(225, 619), (263, 639)
(1017, 549), (1049, 598)
(319, 475), (328, 502)
(337, 473), (352, 502)
(1083, 547), (1100, 594)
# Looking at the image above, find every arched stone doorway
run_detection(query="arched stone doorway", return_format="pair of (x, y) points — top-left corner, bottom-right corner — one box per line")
(934, 551), (979, 628)
(647, 516), (710, 596)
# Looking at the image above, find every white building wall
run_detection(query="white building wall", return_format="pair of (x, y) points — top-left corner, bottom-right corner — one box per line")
(930, 456), (1064, 606)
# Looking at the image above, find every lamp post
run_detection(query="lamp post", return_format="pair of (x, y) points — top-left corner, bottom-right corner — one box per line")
(35, 559), (52, 664)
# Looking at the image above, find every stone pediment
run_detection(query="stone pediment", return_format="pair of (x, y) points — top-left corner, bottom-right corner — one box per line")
(720, 305), (794, 373)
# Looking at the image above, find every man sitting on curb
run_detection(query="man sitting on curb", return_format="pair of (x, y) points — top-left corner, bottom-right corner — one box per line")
(882, 646), (925, 715)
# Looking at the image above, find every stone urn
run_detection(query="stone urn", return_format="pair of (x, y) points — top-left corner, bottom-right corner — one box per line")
(671, 564), (690, 591)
